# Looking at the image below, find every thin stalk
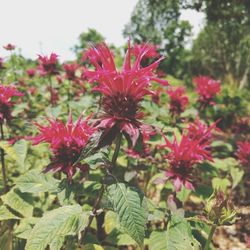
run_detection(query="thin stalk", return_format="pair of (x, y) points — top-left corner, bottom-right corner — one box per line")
(80, 182), (105, 244)
(48, 76), (54, 106)
(10, 52), (17, 82)
(80, 133), (123, 244)
(111, 133), (122, 167)
(204, 224), (217, 250)
(0, 123), (7, 193)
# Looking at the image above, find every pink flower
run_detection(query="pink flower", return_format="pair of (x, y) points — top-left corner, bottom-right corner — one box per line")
(126, 124), (155, 159)
(3, 43), (16, 51)
(236, 141), (250, 166)
(32, 114), (95, 180)
(84, 42), (168, 147)
(131, 43), (160, 59)
(26, 68), (36, 78)
(193, 76), (221, 106)
(187, 119), (219, 145)
(167, 87), (189, 116)
(159, 132), (213, 192)
(37, 53), (59, 76)
(0, 84), (23, 124)
(63, 63), (79, 81)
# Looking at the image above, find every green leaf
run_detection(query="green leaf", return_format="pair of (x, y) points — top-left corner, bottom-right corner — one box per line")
(230, 167), (244, 189)
(25, 205), (89, 250)
(149, 215), (200, 250)
(149, 231), (168, 250)
(0, 205), (20, 221)
(83, 244), (104, 250)
(212, 177), (231, 191)
(14, 217), (39, 239)
(1, 189), (33, 217)
(166, 215), (200, 250)
(106, 183), (148, 247)
(15, 169), (60, 194)
(0, 141), (17, 160)
(13, 139), (28, 168)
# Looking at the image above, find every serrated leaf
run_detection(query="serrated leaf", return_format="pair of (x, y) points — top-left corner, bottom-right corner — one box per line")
(104, 211), (119, 234)
(0, 141), (17, 160)
(25, 205), (89, 250)
(106, 183), (148, 246)
(15, 169), (60, 194)
(230, 167), (244, 189)
(166, 215), (200, 250)
(0, 205), (20, 221)
(13, 139), (28, 168)
(1, 189), (33, 217)
(212, 177), (231, 191)
(149, 215), (200, 250)
(14, 217), (39, 239)
(149, 231), (168, 250)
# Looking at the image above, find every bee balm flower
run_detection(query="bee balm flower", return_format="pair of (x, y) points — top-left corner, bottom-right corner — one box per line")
(37, 53), (59, 76)
(159, 132), (213, 192)
(84, 42), (168, 147)
(0, 84), (23, 124)
(193, 76), (220, 106)
(32, 114), (95, 181)
(167, 87), (189, 116)
(236, 141), (250, 166)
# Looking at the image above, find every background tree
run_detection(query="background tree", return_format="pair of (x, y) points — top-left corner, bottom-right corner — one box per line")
(123, 0), (192, 78)
(72, 28), (105, 61)
(186, 0), (250, 88)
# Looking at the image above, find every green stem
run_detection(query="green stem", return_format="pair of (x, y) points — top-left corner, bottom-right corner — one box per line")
(204, 224), (217, 250)
(48, 76), (54, 106)
(10, 52), (17, 82)
(0, 123), (7, 193)
(111, 133), (122, 167)
(80, 181), (105, 244)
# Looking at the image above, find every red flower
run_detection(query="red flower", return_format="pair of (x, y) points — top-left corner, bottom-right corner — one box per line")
(160, 132), (212, 192)
(3, 43), (16, 51)
(167, 87), (189, 115)
(126, 124), (155, 159)
(131, 43), (160, 59)
(0, 84), (23, 124)
(193, 76), (220, 106)
(187, 119), (219, 145)
(84, 42), (168, 146)
(26, 68), (36, 78)
(236, 141), (250, 166)
(37, 53), (59, 76)
(63, 63), (79, 81)
(32, 114), (95, 180)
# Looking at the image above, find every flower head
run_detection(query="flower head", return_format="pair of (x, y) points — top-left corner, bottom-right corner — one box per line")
(187, 118), (219, 145)
(63, 63), (79, 81)
(32, 114), (95, 180)
(3, 43), (16, 51)
(160, 132), (212, 192)
(84, 42), (168, 147)
(0, 84), (23, 124)
(131, 43), (160, 59)
(193, 76), (220, 106)
(37, 53), (59, 76)
(236, 141), (250, 166)
(26, 68), (36, 78)
(167, 87), (189, 116)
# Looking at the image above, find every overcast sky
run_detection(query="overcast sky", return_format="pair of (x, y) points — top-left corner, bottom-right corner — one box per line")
(0, 0), (204, 61)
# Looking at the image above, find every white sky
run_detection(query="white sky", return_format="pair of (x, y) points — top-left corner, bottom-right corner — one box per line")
(0, 0), (204, 61)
